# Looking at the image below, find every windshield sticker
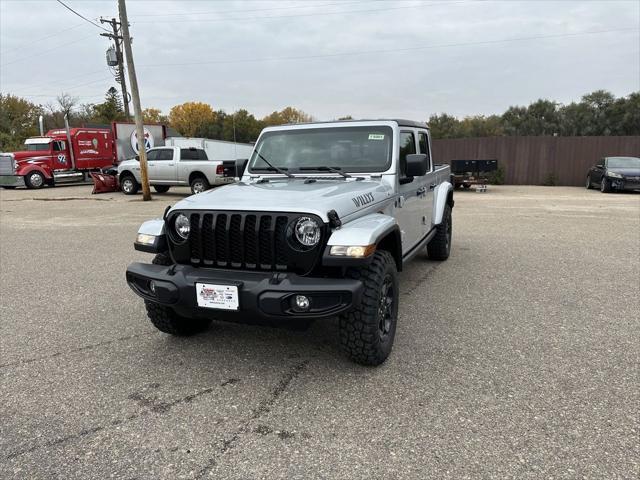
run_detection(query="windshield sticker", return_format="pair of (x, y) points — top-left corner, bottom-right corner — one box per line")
(368, 134), (385, 140)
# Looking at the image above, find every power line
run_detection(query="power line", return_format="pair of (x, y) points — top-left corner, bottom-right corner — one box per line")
(133, 1), (453, 24)
(0, 33), (97, 67)
(133, 0), (369, 18)
(55, 0), (111, 33)
(138, 27), (639, 68)
(0, 23), (85, 56)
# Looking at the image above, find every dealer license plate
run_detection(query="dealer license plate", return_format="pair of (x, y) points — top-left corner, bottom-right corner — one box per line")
(195, 283), (239, 310)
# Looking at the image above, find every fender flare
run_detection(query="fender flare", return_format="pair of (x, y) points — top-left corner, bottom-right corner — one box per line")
(433, 181), (454, 225)
(324, 213), (402, 270)
(17, 164), (53, 180)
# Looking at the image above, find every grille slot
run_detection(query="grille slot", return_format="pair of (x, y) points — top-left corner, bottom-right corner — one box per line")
(173, 211), (324, 274)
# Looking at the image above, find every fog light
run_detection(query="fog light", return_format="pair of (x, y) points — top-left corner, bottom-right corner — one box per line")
(295, 295), (310, 310)
(149, 280), (157, 295)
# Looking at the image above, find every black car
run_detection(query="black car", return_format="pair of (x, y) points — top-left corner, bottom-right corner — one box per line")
(586, 156), (640, 193)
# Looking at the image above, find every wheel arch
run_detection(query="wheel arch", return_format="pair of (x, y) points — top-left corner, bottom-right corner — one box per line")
(188, 171), (207, 184)
(433, 181), (454, 225)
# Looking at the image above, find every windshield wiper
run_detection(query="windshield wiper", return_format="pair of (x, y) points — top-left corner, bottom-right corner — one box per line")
(253, 151), (294, 178)
(298, 166), (351, 178)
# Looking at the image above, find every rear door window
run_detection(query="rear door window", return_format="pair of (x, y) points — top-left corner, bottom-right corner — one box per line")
(180, 148), (207, 160)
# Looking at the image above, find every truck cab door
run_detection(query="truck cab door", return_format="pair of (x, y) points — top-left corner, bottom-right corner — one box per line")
(396, 130), (424, 255)
(149, 148), (177, 183)
(52, 140), (69, 170)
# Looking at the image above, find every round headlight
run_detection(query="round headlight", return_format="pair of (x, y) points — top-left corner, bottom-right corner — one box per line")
(174, 213), (190, 239)
(294, 216), (321, 247)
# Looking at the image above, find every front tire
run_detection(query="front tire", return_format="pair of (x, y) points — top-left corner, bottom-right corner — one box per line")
(427, 203), (452, 260)
(600, 177), (612, 193)
(338, 250), (399, 366)
(120, 174), (139, 195)
(145, 252), (211, 335)
(153, 185), (170, 193)
(25, 171), (45, 189)
(144, 301), (211, 336)
(585, 175), (593, 189)
(190, 176), (210, 194)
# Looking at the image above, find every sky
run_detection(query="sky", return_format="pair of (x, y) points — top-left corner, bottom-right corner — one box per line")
(1, 0), (639, 121)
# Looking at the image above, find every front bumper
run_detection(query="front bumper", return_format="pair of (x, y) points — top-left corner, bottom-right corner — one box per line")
(126, 263), (363, 320)
(610, 177), (640, 191)
(0, 175), (25, 188)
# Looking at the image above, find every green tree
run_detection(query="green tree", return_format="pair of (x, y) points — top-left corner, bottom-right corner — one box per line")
(93, 87), (125, 123)
(223, 109), (264, 143)
(0, 94), (43, 151)
(427, 113), (461, 139)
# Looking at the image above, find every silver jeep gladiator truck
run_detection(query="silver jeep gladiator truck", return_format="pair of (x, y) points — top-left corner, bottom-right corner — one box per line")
(126, 120), (453, 365)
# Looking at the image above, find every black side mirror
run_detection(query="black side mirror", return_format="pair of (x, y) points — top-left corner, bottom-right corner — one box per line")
(236, 158), (249, 177)
(135, 155), (140, 161)
(406, 154), (428, 177)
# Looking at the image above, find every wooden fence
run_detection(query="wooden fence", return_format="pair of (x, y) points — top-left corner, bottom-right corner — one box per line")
(431, 136), (640, 186)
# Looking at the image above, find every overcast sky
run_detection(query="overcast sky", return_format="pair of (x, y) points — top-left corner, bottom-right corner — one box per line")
(1, 0), (638, 121)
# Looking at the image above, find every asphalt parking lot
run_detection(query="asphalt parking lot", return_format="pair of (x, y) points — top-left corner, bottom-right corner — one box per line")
(1, 184), (638, 479)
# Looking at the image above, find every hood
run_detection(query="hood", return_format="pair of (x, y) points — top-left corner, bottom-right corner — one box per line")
(12, 151), (50, 162)
(172, 177), (394, 221)
(608, 167), (640, 176)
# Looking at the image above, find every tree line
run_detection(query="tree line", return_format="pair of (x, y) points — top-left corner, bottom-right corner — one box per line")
(1, 88), (637, 152)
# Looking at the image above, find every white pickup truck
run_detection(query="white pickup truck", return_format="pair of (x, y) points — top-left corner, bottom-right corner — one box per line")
(117, 146), (236, 194)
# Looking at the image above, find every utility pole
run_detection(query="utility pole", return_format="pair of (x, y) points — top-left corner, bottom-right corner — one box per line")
(117, 0), (151, 201)
(99, 18), (130, 119)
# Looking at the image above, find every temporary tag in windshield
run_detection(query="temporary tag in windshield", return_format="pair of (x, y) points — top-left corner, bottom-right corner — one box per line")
(368, 134), (385, 140)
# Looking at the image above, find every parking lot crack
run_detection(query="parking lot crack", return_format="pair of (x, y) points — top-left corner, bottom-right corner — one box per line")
(0, 332), (151, 370)
(4, 378), (238, 460)
(194, 360), (308, 478)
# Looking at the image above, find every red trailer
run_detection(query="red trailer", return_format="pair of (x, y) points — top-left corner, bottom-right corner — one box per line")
(0, 121), (166, 189)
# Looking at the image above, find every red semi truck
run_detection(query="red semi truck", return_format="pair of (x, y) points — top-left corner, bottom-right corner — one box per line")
(0, 121), (166, 189)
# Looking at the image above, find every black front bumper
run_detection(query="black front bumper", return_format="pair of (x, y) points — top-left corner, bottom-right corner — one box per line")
(126, 263), (363, 320)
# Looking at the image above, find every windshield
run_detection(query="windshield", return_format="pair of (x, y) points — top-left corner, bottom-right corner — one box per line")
(25, 143), (50, 152)
(608, 157), (640, 169)
(248, 126), (393, 174)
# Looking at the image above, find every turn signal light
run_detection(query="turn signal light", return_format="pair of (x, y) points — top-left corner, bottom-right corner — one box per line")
(329, 245), (376, 258)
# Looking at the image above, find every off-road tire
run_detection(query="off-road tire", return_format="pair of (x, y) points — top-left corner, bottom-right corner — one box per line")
(190, 176), (210, 194)
(585, 175), (593, 189)
(153, 185), (171, 193)
(25, 171), (45, 189)
(120, 174), (139, 195)
(427, 204), (452, 260)
(600, 177), (612, 193)
(144, 300), (211, 336)
(145, 252), (211, 335)
(338, 250), (399, 366)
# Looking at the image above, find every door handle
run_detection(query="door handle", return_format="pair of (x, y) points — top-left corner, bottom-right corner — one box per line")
(429, 183), (437, 190)
(167, 163), (174, 166)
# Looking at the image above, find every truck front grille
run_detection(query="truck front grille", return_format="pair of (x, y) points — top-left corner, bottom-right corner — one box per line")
(0, 155), (15, 176)
(168, 211), (325, 275)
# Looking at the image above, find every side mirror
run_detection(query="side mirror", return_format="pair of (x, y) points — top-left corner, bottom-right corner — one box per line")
(236, 158), (249, 177)
(405, 154), (428, 177)
(135, 155), (140, 161)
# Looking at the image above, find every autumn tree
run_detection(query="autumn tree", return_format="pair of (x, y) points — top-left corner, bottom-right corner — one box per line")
(142, 107), (167, 124)
(169, 101), (216, 137)
(0, 94), (43, 151)
(222, 109), (264, 143)
(262, 107), (312, 126)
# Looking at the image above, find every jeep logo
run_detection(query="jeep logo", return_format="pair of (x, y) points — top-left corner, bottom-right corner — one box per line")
(352, 192), (375, 207)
